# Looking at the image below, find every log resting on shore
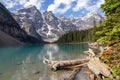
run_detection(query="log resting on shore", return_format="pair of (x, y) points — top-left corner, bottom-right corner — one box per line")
(43, 57), (113, 80)
(43, 58), (89, 70)
(67, 68), (81, 80)
(87, 57), (113, 79)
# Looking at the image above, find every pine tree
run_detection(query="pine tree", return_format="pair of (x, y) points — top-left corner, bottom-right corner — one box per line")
(96, 0), (120, 43)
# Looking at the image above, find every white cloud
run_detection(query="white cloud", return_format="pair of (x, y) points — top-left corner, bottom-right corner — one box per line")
(1, 0), (17, 8)
(19, 0), (27, 5)
(47, 0), (75, 14)
(1, 0), (105, 16)
(24, 0), (45, 9)
(47, 0), (104, 15)
(73, 0), (104, 12)
(1, 0), (45, 10)
(72, 0), (89, 12)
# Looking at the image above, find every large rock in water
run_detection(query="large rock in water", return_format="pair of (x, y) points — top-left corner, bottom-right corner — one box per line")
(0, 3), (42, 46)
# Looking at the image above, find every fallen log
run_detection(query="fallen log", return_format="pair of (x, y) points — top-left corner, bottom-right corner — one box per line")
(67, 68), (81, 80)
(83, 48), (95, 58)
(43, 58), (89, 70)
(80, 68), (96, 80)
(43, 57), (113, 80)
(87, 57), (113, 79)
(56, 63), (88, 71)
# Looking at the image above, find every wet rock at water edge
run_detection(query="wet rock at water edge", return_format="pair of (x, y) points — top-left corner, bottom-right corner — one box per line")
(33, 70), (41, 75)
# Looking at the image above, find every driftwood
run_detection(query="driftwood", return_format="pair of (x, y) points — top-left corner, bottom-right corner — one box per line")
(88, 42), (100, 49)
(83, 48), (95, 58)
(43, 57), (113, 80)
(87, 57), (113, 79)
(43, 58), (89, 70)
(67, 68), (81, 80)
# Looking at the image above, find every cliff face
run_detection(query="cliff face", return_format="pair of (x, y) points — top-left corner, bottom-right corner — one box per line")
(0, 3), (42, 46)
(0, 30), (23, 46)
(11, 6), (43, 40)
(12, 6), (104, 43)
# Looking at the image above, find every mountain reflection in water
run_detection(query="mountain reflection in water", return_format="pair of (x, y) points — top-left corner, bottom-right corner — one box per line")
(0, 43), (89, 80)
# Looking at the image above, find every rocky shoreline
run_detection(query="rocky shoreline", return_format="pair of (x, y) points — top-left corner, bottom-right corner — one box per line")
(43, 42), (120, 80)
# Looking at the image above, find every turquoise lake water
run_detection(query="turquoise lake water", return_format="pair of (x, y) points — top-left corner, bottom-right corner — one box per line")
(0, 43), (89, 80)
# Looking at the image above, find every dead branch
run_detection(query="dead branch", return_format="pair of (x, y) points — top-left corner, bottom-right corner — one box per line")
(43, 57), (113, 80)
(43, 58), (89, 70)
(66, 68), (81, 80)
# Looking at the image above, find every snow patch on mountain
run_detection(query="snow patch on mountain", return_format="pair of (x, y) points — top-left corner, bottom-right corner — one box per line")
(12, 6), (104, 42)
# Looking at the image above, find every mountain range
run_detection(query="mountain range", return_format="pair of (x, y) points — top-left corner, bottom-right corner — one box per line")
(0, 2), (104, 45)
(0, 3), (42, 46)
(12, 6), (104, 43)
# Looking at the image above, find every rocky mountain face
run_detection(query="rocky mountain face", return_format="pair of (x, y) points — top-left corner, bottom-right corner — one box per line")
(12, 6), (104, 42)
(0, 3), (41, 46)
(11, 6), (43, 39)
(0, 30), (23, 46)
(73, 11), (103, 30)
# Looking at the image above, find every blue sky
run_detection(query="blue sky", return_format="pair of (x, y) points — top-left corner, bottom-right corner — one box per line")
(0, 0), (105, 17)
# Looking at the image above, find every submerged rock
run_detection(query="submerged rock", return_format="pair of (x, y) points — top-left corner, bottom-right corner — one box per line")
(33, 70), (40, 75)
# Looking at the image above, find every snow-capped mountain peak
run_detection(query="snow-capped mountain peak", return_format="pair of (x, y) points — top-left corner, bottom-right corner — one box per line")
(12, 6), (104, 42)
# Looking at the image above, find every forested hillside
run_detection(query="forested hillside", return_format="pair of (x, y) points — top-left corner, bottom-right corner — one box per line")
(96, 0), (120, 44)
(58, 20), (97, 43)
(58, 0), (120, 44)
(96, 0), (120, 79)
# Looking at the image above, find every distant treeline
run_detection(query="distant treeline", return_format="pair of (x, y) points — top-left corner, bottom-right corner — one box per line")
(57, 25), (97, 43)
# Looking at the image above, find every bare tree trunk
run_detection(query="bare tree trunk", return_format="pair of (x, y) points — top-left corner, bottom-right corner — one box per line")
(43, 58), (89, 70)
